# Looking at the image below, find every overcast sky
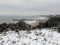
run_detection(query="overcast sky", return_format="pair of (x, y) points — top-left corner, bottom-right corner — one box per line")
(0, 0), (60, 15)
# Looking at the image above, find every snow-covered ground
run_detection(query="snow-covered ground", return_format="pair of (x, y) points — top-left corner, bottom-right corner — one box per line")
(0, 29), (60, 45)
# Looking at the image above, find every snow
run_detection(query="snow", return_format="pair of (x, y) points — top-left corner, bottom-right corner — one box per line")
(24, 21), (36, 25)
(35, 17), (48, 20)
(0, 29), (60, 45)
(24, 17), (48, 25)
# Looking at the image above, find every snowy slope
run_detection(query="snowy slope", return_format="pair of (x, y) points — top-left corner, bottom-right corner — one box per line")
(0, 29), (60, 45)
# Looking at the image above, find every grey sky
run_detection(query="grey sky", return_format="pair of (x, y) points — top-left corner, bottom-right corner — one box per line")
(0, 0), (60, 15)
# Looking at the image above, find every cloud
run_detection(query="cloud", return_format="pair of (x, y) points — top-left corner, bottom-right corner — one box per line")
(0, 0), (25, 6)
(0, 0), (60, 15)
(0, 0), (58, 6)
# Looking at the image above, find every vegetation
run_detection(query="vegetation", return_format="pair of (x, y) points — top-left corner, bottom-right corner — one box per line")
(36, 22), (45, 28)
(57, 26), (60, 33)
(0, 15), (60, 33)
(34, 15), (60, 33)
(44, 16), (60, 28)
(0, 21), (31, 33)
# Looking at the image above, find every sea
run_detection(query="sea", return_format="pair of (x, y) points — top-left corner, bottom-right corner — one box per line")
(0, 15), (49, 24)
